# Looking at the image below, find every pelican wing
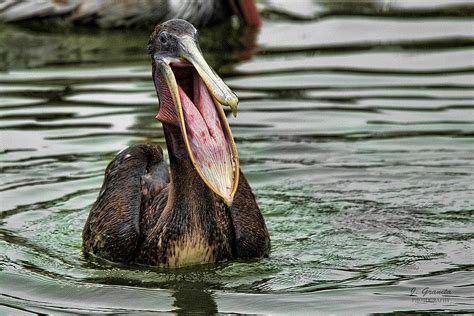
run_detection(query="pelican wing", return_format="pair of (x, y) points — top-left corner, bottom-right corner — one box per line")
(0, 0), (78, 21)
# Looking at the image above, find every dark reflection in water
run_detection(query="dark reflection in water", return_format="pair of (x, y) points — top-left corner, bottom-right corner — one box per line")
(1, 0), (474, 314)
(171, 281), (217, 314)
(0, 21), (257, 71)
(83, 264), (220, 314)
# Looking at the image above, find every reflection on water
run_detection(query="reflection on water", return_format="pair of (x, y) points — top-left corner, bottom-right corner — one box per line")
(171, 281), (217, 314)
(1, 0), (474, 314)
(0, 22), (257, 72)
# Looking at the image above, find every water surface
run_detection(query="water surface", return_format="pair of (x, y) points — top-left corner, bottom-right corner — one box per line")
(1, 0), (474, 314)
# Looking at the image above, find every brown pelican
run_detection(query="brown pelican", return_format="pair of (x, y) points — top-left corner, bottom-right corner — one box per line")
(82, 19), (270, 267)
(0, 0), (261, 28)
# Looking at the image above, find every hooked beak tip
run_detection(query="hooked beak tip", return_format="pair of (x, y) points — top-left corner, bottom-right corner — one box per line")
(226, 96), (238, 117)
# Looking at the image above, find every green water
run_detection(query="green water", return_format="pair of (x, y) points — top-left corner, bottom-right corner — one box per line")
(1, 1), (474, 314)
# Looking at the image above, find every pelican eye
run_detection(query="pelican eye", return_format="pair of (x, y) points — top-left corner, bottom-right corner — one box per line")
(159, 31), (170, 45)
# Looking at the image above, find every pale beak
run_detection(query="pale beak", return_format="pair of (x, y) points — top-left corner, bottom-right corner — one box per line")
(154, 35), (240, 206)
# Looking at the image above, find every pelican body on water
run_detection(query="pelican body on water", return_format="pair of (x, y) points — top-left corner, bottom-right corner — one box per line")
(82, 19), (270, 267)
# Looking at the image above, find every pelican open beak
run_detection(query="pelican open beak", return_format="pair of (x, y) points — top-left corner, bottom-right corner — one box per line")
(153, 31), (239, 206)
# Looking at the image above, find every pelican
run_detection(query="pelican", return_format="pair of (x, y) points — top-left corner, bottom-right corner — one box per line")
(0, 0), (261, 28)
(82, 19), (270, 267)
